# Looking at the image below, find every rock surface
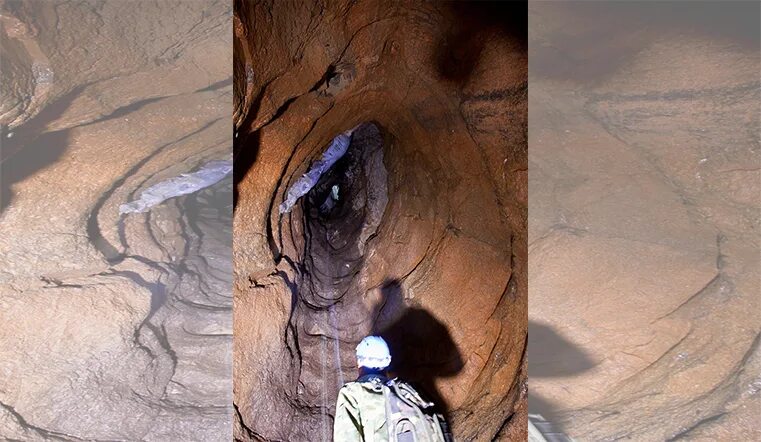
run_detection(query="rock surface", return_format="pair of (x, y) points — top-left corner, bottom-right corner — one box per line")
(233, 1), (527, 441)
(528, 2), (760, 440)
(0, 1), (232, 440)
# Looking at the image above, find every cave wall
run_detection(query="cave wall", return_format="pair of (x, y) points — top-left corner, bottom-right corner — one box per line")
(233, 1), (527, 441)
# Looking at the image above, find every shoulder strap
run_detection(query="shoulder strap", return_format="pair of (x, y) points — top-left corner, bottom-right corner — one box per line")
(385, 380), (451, 442)
(387, 379), (434, 410)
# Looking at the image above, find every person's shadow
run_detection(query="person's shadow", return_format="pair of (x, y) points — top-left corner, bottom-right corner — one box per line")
(528, 321), (596, 432)
(371, 279), (464, 418)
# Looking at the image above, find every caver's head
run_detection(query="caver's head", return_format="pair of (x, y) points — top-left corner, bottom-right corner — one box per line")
(355, 335), (391, 373)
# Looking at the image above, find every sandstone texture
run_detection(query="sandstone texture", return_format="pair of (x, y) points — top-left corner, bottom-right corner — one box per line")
(528, 3), (760, 440)
(233, 1), (527, 441)
(0, 1), (232, 440)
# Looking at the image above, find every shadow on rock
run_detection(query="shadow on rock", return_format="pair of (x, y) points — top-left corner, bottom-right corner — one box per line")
(0, 86), (89, 214)
(531, 2), (759, 84)
(233, 127), (259, 210)
(528, 321), (595, 378)
(372, 279), (464, 417)
(233, 73), (269, 210)
(1, 129), (69, 214)
(528, 320), (596, 433)
(436, 1), (527, 84)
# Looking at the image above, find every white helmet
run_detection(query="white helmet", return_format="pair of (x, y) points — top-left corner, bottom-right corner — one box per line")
(356, 336), (391, 369)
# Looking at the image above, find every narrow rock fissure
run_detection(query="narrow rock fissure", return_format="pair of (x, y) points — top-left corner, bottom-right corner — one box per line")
(267, 122), (392, 439)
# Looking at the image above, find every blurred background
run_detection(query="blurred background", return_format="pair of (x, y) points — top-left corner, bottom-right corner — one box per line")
(529, 2), (760, 440)
(0, 1), (232, 440)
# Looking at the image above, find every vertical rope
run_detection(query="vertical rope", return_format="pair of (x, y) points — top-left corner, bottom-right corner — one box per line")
(330, 305), (345, 388)
(321, 334), (329, 442)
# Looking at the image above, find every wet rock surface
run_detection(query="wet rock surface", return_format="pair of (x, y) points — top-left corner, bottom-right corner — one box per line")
(0, 1), (232, 440)
(233, 1), (527, 441)
(529, 3), (760, 440)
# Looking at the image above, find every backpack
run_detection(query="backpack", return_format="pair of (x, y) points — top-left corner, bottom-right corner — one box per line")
(381, 379), (453, 442)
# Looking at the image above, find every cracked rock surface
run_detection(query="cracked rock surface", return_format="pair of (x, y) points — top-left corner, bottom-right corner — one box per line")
(528, 3), (760, 440)
(0, 1), (232, 440)
(233, 1), (527, 441)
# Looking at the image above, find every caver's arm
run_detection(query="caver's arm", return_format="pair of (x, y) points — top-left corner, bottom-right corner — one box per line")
(333, 385), (365, 442)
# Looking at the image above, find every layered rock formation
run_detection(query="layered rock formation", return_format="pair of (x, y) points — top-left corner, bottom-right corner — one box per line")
(0, 1), (232, 440)
(233, 1), (527, 441)
(529, 2), (760, 440)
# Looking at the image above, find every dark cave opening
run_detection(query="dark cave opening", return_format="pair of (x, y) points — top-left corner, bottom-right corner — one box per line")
(284, 122), (463, 429)
(296, 122), (388, 309)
